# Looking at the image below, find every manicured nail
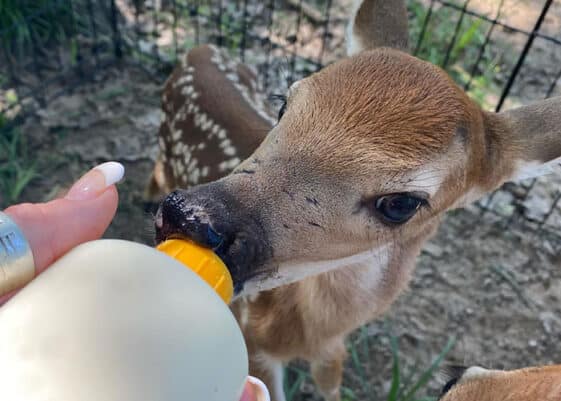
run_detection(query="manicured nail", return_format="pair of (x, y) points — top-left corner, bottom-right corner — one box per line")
(247, 376), (270, 401)
(65, 162), (125, 201)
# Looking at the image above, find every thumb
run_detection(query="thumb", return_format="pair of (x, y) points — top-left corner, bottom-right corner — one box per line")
(4, 162), (123, 275)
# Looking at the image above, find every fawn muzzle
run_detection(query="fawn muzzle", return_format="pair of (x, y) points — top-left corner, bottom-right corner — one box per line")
(155, 183), (273, 294)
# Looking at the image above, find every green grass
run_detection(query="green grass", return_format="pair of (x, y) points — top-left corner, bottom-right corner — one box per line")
(283, 324), (456, 401)
(0, 0), (76, 60)
(408, 0), (507, 109)
(0, 114), (37, 208)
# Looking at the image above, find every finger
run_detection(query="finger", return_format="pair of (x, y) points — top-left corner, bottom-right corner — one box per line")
(3, 162), (123, 274)
(239, 382), (256, 401)
(239, 377), (270, 401)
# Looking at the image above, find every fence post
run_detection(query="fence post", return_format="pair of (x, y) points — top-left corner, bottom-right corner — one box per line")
(110, 0), (123, 59)
(495, 0), (554, 112)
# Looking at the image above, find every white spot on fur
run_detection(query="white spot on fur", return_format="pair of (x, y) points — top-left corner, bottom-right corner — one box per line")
(209, 45), (227, 72)
(226, 72), (239, 83)
(178, 163), (185, 175)
(203, 46), (276, 125)
(230, 79), (276, 126)
(194, 112), (208, 128)
(173, 74), (193, 88)
(218, 157), (241, 172)
(223, 146), (237, 156)
(172, 129), (182, 141)
(462, 366), (493, 381)
(189, 168), (201, 184)
(181, 85), (195, 97)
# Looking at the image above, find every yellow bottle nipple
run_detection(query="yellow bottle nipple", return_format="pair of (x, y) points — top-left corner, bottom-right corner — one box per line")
(156, 239), (233, 304)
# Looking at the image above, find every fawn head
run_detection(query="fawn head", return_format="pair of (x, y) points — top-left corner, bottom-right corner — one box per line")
(156, 0), (561, 296)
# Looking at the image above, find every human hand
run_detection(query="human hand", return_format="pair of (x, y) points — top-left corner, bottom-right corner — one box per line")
(240, 376), (271, 401)
(0, 162), (123, 304)
(0, 161), (270, 400)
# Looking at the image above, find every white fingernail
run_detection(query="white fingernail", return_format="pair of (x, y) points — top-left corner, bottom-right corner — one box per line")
(94, 162), (125, 186)
(247, 376), (271, 401)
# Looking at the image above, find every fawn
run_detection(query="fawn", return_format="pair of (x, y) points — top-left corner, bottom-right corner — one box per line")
(147, 1), (561, 400)
(438, 365), (561, 401)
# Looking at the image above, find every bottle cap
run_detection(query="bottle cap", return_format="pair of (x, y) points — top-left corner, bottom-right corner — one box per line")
(156, 239), (233, 304)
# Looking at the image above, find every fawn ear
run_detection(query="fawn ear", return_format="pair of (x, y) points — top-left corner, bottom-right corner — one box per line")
(346, 0), (409, 56)
(484, 97), (561, 185)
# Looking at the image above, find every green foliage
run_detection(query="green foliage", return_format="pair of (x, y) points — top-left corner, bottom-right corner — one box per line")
(408, 0), (505, 109)
(408, 0), (488, 68)
(283, 324), (455, 401)
(0, 0), (76, 59)
(0, 114), (37, 207)
(388, 336), (456, 401)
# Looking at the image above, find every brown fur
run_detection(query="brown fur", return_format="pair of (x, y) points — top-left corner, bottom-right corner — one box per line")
(441, 365), (561, 401)
(349, 0), (409, 53)
(146, 44), (273, 201)
(278, 49), (471, 169)
(150, 2), (561, 400)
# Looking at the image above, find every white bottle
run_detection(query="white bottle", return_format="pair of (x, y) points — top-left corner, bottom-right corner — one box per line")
(0, 239), (248, 401)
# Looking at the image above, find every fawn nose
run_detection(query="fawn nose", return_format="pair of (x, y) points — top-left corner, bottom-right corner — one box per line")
(155, 183), (273, 292)
(156, 189), (227, 250)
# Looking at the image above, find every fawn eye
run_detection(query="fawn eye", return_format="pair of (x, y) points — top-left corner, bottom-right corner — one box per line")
(374, 193), (425, 224)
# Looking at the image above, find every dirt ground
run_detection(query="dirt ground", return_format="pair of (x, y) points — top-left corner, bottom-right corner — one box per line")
(14, 61), (561, 400)
(8, 1), (561, 400)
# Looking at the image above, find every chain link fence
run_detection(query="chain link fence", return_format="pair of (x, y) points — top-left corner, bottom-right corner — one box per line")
(1, 0), (560, 234)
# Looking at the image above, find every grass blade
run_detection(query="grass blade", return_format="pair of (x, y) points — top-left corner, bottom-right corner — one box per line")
(401, 337), (456, 401)
(386, 335), (400, 401)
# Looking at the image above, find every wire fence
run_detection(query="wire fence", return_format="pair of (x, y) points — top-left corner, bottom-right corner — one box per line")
(1, 0), (561, 234)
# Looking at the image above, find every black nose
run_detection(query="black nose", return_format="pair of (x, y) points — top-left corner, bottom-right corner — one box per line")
(155, 189), (226, 250)
(154, 184), (273, 292)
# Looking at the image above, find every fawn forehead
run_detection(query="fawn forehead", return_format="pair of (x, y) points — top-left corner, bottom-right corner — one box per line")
(280, 49), (471, 172)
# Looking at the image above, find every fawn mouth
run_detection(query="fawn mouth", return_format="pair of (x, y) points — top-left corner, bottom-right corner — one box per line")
(155, 185), (274, 295)
(155, 220), (273, 295)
